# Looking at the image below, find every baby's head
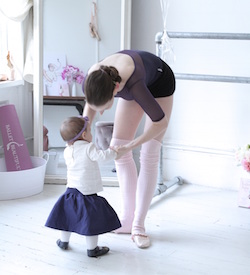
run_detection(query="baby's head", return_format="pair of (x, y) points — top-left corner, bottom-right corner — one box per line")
(60, 116), (91, 145)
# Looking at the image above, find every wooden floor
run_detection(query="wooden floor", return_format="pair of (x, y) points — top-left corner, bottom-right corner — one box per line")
(0, 183), (249, 275)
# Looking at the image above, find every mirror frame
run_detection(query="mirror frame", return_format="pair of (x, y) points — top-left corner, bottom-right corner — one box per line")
(33, 0), (131, 157)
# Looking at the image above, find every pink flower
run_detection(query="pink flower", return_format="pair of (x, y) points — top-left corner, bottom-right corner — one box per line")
(74, 73), (85, 84)
(235, 144), (250, 171)
(241, 159), (250, 172)
(61, 65), (84, 84)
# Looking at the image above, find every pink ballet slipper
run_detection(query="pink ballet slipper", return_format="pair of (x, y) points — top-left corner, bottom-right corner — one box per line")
(132, 234), (150, 249)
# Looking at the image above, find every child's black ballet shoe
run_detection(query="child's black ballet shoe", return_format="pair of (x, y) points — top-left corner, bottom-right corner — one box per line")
(87, 246), (109, 257)
(56, 239), (69, 250)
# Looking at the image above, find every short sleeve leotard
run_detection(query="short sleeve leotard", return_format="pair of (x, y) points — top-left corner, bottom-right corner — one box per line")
(82, 50), (175, 122)
(115, 50), (175, 122)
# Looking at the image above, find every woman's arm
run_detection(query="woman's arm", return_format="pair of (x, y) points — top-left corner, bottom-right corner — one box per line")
(82, 103), (97, 125)
(116, 115), (168, 156)
(132, 116), (168, 148)
(113, 80), (171, 157)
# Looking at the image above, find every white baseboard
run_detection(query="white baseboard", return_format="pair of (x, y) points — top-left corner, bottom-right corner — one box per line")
(45, 174), (67, 185)
(45, 175), (119, 187)
(162, 142), (240, 190)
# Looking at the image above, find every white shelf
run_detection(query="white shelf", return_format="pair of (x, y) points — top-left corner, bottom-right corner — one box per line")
(0, 79), (24, 89)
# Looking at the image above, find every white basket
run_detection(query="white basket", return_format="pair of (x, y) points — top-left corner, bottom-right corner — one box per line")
(46, 149), (59, 174)
(0, 153), (48, 200)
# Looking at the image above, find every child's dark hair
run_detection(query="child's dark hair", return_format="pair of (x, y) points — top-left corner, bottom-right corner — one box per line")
(84, 65), (122, 106)
(60, 117), (87, 144)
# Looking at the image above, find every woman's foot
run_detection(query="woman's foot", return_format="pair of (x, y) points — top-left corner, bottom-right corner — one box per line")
(87, 246), (110, 257)
(132, 234), (150, 249)
(113, 225), (131, 234)
(113, 220), (132, 234)
(56, 239), (69, 250)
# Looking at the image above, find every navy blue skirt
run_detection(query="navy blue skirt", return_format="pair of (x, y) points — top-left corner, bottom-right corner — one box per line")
(45, 188), (121, 236)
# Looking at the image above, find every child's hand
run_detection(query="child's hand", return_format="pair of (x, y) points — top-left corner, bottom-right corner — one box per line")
(110, 145), (131, 160)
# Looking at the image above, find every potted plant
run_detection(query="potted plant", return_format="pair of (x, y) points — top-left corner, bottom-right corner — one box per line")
(61, 65), (84, 96)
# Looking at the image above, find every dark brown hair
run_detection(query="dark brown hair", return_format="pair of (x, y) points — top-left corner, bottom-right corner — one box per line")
(84, 65), (121, 106)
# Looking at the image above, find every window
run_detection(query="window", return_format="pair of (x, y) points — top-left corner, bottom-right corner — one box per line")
(0, 12), (9, 77)
(0, 11), (24, 83)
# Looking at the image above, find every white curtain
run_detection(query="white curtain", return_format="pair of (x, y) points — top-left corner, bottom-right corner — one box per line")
(0, 0), (33, 21)
(0, 0), (34, 83)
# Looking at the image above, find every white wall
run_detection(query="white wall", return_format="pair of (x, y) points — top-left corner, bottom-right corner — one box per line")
(43, 0), (123, 147)
(131, 0), (250, 190)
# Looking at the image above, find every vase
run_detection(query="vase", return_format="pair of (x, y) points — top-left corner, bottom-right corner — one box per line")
(238, 169), (250, 208)
(71, 82), (76, 97)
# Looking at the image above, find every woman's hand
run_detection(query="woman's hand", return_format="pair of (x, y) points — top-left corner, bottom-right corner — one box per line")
(110, 144), (132, 160)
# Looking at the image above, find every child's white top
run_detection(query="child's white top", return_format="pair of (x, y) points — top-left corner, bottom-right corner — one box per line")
(64, 140), (116, 195)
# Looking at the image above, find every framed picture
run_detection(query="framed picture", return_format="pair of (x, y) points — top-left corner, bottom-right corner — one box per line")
(43, 53), (69, 96)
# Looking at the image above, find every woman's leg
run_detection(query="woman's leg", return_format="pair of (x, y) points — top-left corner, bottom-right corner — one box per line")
(110, 137), (137, 233)
(132, 139), (162, 236)
(110, 98), (144, 233)
(132, 95), (173, 247)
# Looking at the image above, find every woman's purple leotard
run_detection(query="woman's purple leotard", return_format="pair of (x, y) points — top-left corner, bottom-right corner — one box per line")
(115, 50), (175, 122)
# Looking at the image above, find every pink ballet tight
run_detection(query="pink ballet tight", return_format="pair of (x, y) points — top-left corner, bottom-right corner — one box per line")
(110, 138), (138, 233)
(110, 138), (161, 236)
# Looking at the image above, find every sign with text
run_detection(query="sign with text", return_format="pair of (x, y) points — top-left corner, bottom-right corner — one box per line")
(0, 104), (33, 171)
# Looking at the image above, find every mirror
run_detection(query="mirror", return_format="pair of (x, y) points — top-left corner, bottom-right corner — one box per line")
(33, 0), (131, 184)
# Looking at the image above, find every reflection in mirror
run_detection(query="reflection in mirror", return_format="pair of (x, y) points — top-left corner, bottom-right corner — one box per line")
(34, 0), (131, 184)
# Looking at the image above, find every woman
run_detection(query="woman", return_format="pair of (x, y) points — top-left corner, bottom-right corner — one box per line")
(82, 50), (175, 248)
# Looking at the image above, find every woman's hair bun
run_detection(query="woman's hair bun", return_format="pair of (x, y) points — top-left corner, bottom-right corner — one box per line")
(100, 65), (121, 83)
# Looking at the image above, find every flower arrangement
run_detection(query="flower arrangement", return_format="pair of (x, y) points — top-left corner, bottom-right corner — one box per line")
(235, 144), (250, 172)
(61, 65), (84, 84)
